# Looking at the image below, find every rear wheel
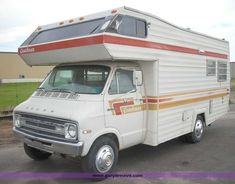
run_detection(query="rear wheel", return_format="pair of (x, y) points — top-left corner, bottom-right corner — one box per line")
(81, 136), (118, 174)
(186, 115), (205, 143)
(24, 143), (52, 160)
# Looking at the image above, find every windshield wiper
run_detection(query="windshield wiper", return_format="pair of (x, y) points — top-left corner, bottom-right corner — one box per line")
(37, 87), (46, 91)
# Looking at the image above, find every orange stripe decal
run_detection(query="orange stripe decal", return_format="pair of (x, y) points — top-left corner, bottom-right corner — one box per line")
(159, 93), (228, 110)
(109, 92), (229, 115)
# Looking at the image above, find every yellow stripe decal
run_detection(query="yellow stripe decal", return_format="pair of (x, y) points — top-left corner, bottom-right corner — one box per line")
(108, 89), (229, 115)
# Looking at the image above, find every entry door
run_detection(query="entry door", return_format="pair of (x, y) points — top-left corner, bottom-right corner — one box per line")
(104, 67), (145, 148)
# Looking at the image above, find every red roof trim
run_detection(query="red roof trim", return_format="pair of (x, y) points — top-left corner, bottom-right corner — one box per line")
(18, 35), (228, 59)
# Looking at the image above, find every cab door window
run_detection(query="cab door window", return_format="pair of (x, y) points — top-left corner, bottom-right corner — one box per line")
(109, 69), (135, 95)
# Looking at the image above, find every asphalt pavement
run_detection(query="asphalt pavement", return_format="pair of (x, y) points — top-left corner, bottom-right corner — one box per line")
(0, 105), (235, 184)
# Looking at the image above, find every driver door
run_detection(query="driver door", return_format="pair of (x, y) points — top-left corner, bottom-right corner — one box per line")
(104, 67), (145, 148)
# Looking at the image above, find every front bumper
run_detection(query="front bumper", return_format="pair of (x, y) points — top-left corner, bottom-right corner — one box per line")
(13, 127), (83, 157)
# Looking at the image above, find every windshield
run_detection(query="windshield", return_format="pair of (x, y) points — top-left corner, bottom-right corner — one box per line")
(40, 65), (110, 94)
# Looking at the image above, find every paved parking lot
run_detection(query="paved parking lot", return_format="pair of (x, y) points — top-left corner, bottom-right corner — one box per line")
(0, 105), (235, 184)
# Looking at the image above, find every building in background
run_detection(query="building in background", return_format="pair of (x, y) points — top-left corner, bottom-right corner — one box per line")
(1, 52), (234, 81)
(0, 52), (53, 83)
(231, 62), (235, 79)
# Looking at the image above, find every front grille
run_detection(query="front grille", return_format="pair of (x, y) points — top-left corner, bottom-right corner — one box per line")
(16, 113), (78, 143)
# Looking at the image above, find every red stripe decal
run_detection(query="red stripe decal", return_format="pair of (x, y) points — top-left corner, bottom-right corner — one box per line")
(112, 100), (134, 115)
(103, 35), (227, 59)
(143, 98), (172, 103)
(18, 35), (104, 54)
(19, 35), (228, 59)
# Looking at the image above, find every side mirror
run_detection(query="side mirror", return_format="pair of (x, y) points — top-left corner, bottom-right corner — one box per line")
(133, 70), (143, 86)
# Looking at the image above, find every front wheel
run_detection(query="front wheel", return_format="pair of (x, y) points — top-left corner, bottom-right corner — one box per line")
(81, 136), (118, 174)
(186, 116), (205, 143)
(24, 143), (52, 161)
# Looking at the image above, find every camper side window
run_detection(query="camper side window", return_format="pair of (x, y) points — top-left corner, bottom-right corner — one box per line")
(107, 15), (147, 38)
(217, 61), (227, 82)
(109, 69), (136, 95)
(206, 60), (216, 76)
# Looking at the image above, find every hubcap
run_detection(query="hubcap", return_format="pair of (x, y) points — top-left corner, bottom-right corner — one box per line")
(95, 145), (114, 173)
(195, 119), (204, 139)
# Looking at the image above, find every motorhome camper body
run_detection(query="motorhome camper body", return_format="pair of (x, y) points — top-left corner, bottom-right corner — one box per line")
(14, 7), (230, 174)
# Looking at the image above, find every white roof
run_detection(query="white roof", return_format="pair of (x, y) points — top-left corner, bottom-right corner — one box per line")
(35, 6), (227, 43)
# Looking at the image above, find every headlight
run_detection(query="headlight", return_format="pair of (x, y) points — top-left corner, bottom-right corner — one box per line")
(14, 114), (21, 128)
(65, 123), (77, 140)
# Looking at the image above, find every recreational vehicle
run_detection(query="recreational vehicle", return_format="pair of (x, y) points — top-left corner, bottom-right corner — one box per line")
(13, 7), (230, 174)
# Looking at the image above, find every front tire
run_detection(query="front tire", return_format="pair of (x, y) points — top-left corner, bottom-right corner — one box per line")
(81, 136), (118, 174)
(186, 116), (205, 143)
(24, 143), (52, 161)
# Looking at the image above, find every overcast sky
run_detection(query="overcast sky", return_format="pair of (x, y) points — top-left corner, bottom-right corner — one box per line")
(0, 0), (234, 61)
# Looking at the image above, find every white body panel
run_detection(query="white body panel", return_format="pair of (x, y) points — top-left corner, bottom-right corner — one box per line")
(21, 43), (112, 66)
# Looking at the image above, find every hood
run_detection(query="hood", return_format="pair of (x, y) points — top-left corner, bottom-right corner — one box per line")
(14, 95), (104, 122)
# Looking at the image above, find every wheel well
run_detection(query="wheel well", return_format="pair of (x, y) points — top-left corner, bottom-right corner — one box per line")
(95, 133), (119, 149)
(197, 113), (206, 124)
